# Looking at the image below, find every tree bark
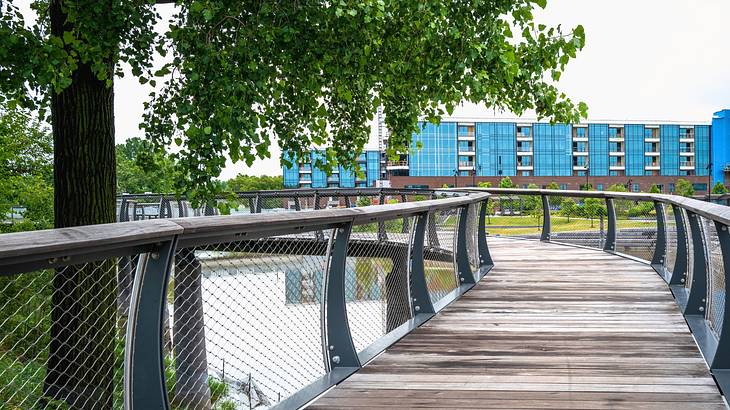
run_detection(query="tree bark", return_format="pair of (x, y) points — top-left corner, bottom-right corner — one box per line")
(44, 1), (118, 408)
(173, 249), (212, 410)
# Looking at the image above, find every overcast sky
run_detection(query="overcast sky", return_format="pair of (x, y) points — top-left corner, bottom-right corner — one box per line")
(109, 0), (730, 179)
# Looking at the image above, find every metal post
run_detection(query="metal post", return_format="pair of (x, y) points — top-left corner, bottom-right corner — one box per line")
(651, 201), (667, 271)
(478, 199), (494, 270)
(343, 195), (351, 208)
(409, 213), (435, 316)
(322, 223), (360, 370)
(427, 194), (441, 248)
(248, 197), (256, 214)
(377, 191), (388, 241)
(456, 205), (476, 285)
(670, 205), (689, 286)
(711, 221), (730, 372)
(124, 239), (178, 410)
(540, 194), (550, 241)
(293, 195), (302, 211)
(254, 194), (262, 213)
(401, 194), (410, 234)
(603, 198), (616, 252)
(684, 211), (708, 315)
(314, 191), (325, 241)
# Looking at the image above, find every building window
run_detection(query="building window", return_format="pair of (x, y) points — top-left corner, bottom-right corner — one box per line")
(459, 171), (470, 176)
(656, 184), (664, 192)
(577, 171), (586, 176)
(609, 171), (618, 176)
(669, 183), (675, 193)
(458, 141), (473, 151)
(521, 171), (531, 176)
(517, 126), (531, 137)
(609, 142), (623, 152)
(596, 183), (604, 191)
(632, 183), (640, 192)
(574, 127), (587, 138)
(693, 183), (708, 191)
(559, 184), (568, 190)
(609, 127), (623, 137)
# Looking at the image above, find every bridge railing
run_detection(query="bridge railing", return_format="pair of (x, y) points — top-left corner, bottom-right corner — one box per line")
(0, 189), (490, 409)
(467, 187), (730, 394)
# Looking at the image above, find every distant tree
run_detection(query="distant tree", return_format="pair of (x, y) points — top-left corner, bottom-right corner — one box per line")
(559, 198), (577, 222)
(607, 183), (628, 192)
(116, 137), (177, 194)
(580, 183), (593, 191)
(522, 183), (541, 213)
(477, 181), (492, 188)
(582, 197), (606, 228)
(442, 183), (450, 189)
(357, 196), (373, 207)
(712, 182), (728, 195)
(676, 179), (695, 197)
(649, 184), (661, 194)
(0, 106), (53, 233)
(226, 175), (283, 192)
(499, 177), (514, 188)
(546, 181), (561, 207)
(546, 181), (560, 190)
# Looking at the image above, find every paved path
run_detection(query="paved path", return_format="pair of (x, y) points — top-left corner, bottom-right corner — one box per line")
(310, 238), (726, 409)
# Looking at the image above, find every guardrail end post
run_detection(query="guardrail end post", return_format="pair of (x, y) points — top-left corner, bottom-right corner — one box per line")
(322, 223), (360, 371)
(409, 213), (436, 316)
(456, 205), (476, 285)
(478, 199), (494, 273)
(603, 198), (616, 252)
(124, 238), (177, 410)
(684, 211), (708, 316)
(670, 205), (689, 286)
(651, 201), (667, 273)
(540, 194), (551, 242)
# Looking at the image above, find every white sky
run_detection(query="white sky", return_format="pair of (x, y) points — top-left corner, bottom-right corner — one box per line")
(22, 0), (730, 178)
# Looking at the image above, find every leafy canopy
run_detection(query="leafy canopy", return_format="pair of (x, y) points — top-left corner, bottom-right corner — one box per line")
(675, 179), (694, 197)
(225, 174), (282, 193)
(1, 0), (586, 202)
(712, 182), (728, 195)
(0, 105), (53, 232)
(116, 137), (177, 194)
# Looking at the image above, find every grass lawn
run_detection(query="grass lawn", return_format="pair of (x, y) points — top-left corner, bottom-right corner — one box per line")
(485, 215), (655, 236)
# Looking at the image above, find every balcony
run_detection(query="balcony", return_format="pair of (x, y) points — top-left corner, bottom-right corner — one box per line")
(680, 162), (695, 170)
(516, 150), (533, 156)
(609, 164), (625, 170)
(516, 165), (533, 170)
(645, 137), (660, 143)
(457, 134), (475, 141)
(572, 165), (588, 171)
(680, 137), (695, 143)
(386, 160), (409, 170)
(458, 162), (475, 170)
(572, 151), (589, 156)
(609, 151), (625, 156)
(516, 134), (532, 141)
(458, 150), (476, 156)
(644, 151), (660, 156)
(645, 164), (660, 170)
(299, 167), (312, 174)
(680, 151), (695, 156)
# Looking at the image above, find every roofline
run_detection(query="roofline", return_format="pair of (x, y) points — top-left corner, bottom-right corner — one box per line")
(431, 116), (712, 126)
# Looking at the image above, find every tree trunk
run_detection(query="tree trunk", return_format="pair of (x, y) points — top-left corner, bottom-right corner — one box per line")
(44, 2), (118, 408)
(173, 249), (212, 410)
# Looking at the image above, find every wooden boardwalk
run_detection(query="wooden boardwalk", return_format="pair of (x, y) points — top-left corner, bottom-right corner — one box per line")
(310, 238), (727, 409)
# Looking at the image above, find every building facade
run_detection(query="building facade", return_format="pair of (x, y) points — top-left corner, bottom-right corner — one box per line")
(283, 150), (382, 188)
(283, 110), (730, 193)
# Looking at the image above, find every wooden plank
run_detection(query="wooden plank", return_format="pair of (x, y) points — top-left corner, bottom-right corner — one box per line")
(310, 238), (726, 408)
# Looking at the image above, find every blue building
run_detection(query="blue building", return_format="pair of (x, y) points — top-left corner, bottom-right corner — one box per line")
(283, 110), (730, 193)
(283, 150), (382, 189)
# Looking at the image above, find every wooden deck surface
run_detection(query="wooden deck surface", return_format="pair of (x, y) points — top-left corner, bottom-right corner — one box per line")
(310, 238), (727, 409)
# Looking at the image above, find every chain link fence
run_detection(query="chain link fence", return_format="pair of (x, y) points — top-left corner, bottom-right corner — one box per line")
(665, 205), (678, 276)
(703, 217), (725, 337)
(547, 196), (606, 248)
(483, 195), (542, 239)
(614, 199), (658, 261)
(0, 258), (132, 409)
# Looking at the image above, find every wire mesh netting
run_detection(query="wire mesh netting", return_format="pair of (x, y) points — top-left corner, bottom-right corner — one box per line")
(167, 235), (332, 409)
(665, 205), (678, 276)
(484, 195), (542, 239)
(345, 219), (413, 353)
(703, 218), (725, 336)
(465, 204), (480, 274)
(0, 258), (131, 409)
(614, 199), (658, 261)
(547, 196), (606, 248)
(424, 209), (459, 303)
